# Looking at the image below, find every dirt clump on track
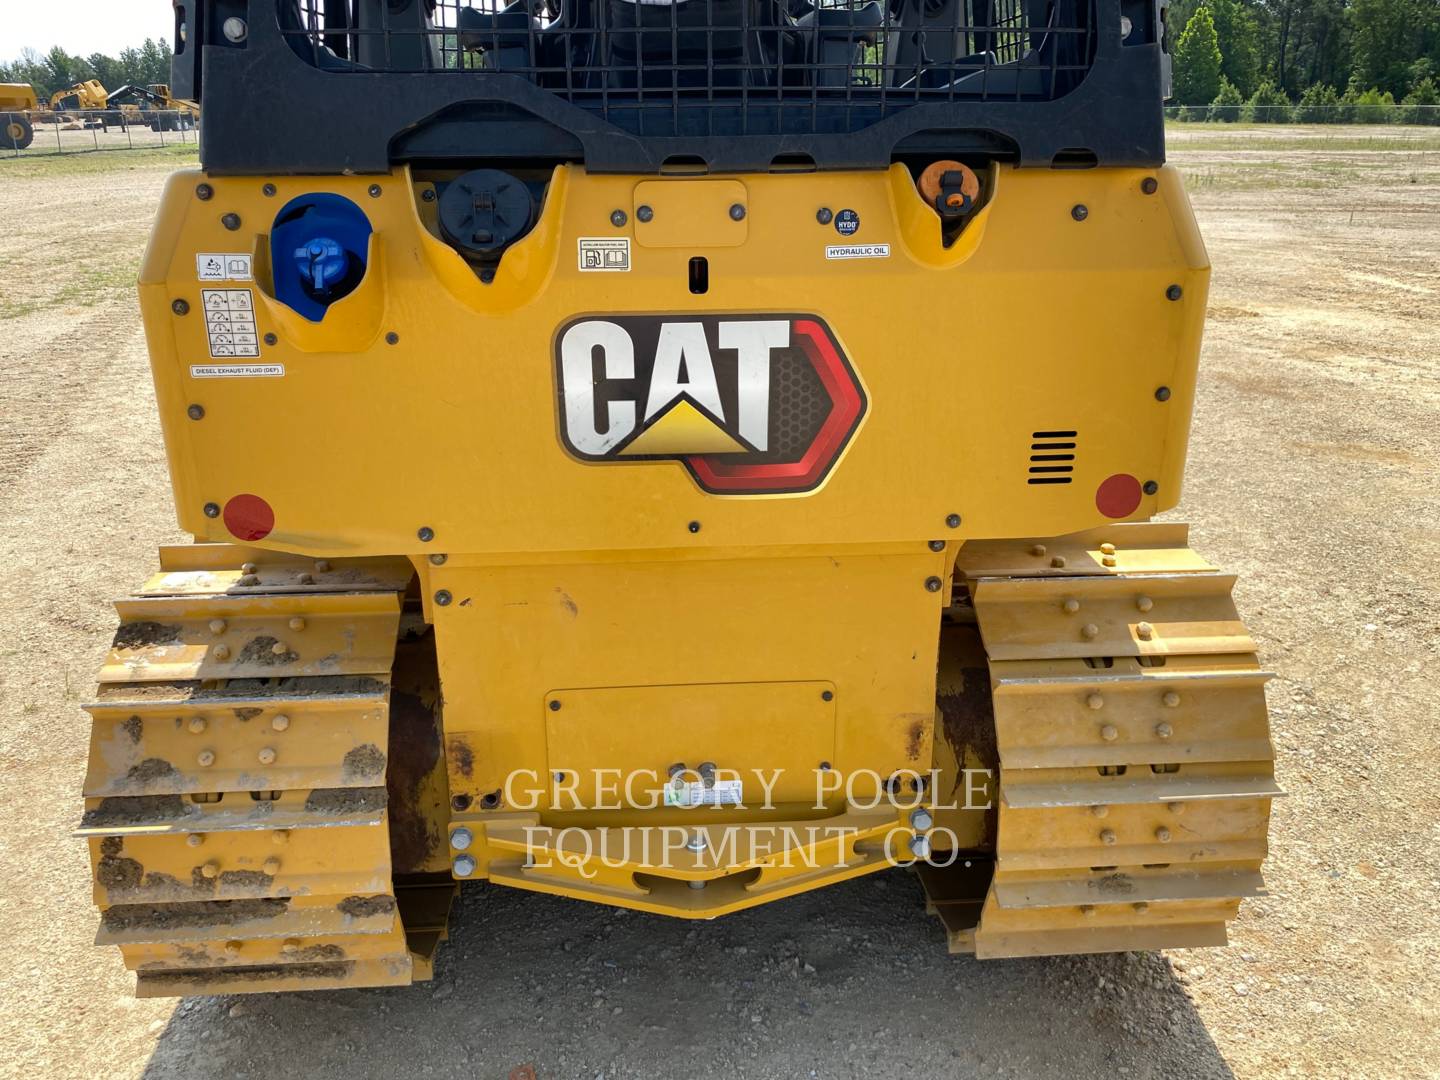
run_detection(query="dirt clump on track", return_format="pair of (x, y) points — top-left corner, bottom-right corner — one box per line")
(0, 132), (1437, 1078)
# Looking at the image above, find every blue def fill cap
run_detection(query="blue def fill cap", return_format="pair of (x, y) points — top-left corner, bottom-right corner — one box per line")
(270, 194), (372, 322)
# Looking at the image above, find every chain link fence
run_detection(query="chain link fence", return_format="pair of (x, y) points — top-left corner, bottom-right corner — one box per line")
(1165, 104), (1440, 125)
(2, 110), (197, 158)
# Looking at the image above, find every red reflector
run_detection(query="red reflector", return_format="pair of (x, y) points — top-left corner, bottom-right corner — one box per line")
(1095, 474), (1142, 519)
(223, 494), (275, 541)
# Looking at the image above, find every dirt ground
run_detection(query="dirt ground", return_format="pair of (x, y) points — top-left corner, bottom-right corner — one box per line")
(0, 126), (1436, 1080)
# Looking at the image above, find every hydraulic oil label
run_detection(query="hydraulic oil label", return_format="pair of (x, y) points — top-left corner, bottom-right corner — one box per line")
(201, 289), (260, 358)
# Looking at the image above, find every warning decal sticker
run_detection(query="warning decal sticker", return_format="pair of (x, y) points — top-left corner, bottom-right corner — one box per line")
(577, 237), (631, 272)
(663, 779), (745, 808)
(202, 289), (260, 358)
(196, 253), (253, 281)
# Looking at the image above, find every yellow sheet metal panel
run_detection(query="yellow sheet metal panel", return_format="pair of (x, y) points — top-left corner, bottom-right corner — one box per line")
(430, 550), (942, 811)
(632, 180), (748, 247)
(543, 681), (836, 805)
(139, 165), (1206, 557)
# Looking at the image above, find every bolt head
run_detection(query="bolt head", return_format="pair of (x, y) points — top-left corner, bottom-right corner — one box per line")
(1137, 621), (1155, 640)
(434, 589), (452, 607)
(172, 298), (190, 315)
(221, 212), (241, 231)
(197, 750), (216, 767)
(1162, 691), (1181, 708)
(186, 833), (204, 847)
(368, 184), (382, 198)
(262, 183), (277, 197)
(909, 808), (934, 832)
(1091, 804), (1109, 818)
(188, 716), (207, 733)
(221, 16), (248, 42)
(1071, 204), (1089, 221)
(203, 501), (220, 518)
(928, 540), (944, 552)
(1086, 693), (1104, 710)
(271, 713), (291, 731)
(686, 833), (708, 853)
(908, 834), (931, 859)
(281, 938), (300, 954)
(262, 856), (281, 874)
(729, 203), (747, 221)
(417, 526), (435, 542)
(1082, 623), (1099, 639)
(201, 860), (220, 878)
(821, 689), (834, 702)
(549, 699), (561, 712)
(924, 576), (944, 592)
(288, 617), (305, 632)
(1143, 480), (1159, 495)
(1063, 598), (1080, 614)
(687, 520), (701, 534)
(257, 747), (277, 765)
(636, 205), (654, 223)
(1100, 724), (1118, 741)
(945, 513), (962, 529)
(422, 189), (437, 202)
(1099, 829), (1117, 845)
(1141, 177), (1159, 195)
(816, 208), (834, 225)
(1136, 595), (1154, 613)
(1155, 827), (1172, 843)
(450, 827), (474, 851)
(453, 854), (477, 877)
(385, 331), (399, 345)
(1155, 721), (1174, 739)
(186, 403), (204, 420)
(212, 644), (231, 660)
(1166, 284), (1183, 301)
(1155, 385), (1172, 401)
(195, 183), (213, 201)
(451, 794), (473, 812)
(610, 209), (628, 227)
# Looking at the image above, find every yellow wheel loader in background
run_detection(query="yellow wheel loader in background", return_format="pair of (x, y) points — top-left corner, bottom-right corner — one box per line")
(80, 0), (1279, 996)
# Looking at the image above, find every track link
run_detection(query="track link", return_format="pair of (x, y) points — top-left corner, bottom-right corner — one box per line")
(944, 523), (1279, 957)
(79, 544), (424, 996)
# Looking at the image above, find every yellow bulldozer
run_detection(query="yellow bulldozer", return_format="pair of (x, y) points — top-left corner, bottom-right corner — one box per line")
(82, 0), (1278, 996)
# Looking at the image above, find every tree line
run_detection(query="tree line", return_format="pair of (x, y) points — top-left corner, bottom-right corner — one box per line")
(1170, 0), (1440, 120)
(0, 41), (173, 102)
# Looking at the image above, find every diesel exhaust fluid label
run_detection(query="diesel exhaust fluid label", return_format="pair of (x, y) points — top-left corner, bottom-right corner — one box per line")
(555, 314), (866, 495)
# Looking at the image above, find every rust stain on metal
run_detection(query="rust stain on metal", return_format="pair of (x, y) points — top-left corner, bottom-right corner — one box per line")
(386, 687), (444, 874)
(122, 715), (143, 743)
(447, 738), (474, 778)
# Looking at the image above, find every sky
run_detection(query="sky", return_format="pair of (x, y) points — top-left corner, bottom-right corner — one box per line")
(1, 0), (174, 62)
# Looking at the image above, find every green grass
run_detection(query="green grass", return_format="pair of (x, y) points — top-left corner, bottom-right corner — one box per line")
(0, 143), (198, 179)
(1166, 124), (1440, 154)
(0, 261), (141, 320)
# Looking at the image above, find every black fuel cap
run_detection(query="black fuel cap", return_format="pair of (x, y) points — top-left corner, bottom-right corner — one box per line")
(438, 169), (535, 260)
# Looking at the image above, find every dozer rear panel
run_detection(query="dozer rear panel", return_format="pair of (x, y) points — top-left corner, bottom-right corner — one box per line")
(81, 0), (1276, 994)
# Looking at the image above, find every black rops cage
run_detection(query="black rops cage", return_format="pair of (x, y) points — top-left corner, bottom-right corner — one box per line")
(173, 0), (1172, 174)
